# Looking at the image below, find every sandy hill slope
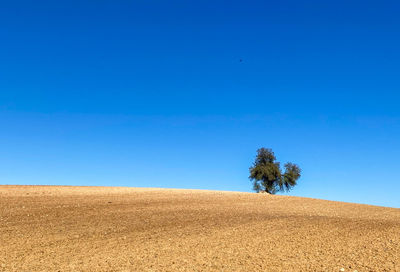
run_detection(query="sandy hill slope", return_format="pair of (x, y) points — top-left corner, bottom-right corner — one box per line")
(0, 186), (399, 272)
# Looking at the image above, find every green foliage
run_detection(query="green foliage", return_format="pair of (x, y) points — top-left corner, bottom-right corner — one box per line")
(249, 148), (301, 194)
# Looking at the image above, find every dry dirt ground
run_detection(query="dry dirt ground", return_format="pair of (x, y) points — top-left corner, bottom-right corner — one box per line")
(0, 186), (399, 272)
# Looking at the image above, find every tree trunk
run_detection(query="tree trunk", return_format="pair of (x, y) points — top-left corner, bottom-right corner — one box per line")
(259, 189), (270, 194)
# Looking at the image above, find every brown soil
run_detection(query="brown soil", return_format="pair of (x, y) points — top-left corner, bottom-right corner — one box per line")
(1, 185), (399, 272)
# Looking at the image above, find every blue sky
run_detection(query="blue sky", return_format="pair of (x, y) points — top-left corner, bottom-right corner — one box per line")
(1, 1), (400, 207)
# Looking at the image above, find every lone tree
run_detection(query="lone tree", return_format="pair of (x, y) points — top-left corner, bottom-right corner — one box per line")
(249, 148), (301, 194)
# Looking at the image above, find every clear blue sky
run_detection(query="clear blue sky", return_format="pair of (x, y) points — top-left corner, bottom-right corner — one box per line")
(1, 1), (399, 207)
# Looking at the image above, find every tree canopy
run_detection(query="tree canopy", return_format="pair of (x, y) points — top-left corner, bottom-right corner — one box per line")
(249, 148), (301, 194)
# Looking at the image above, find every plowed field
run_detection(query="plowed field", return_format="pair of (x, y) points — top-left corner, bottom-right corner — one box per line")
(1, 186), (399, 271)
